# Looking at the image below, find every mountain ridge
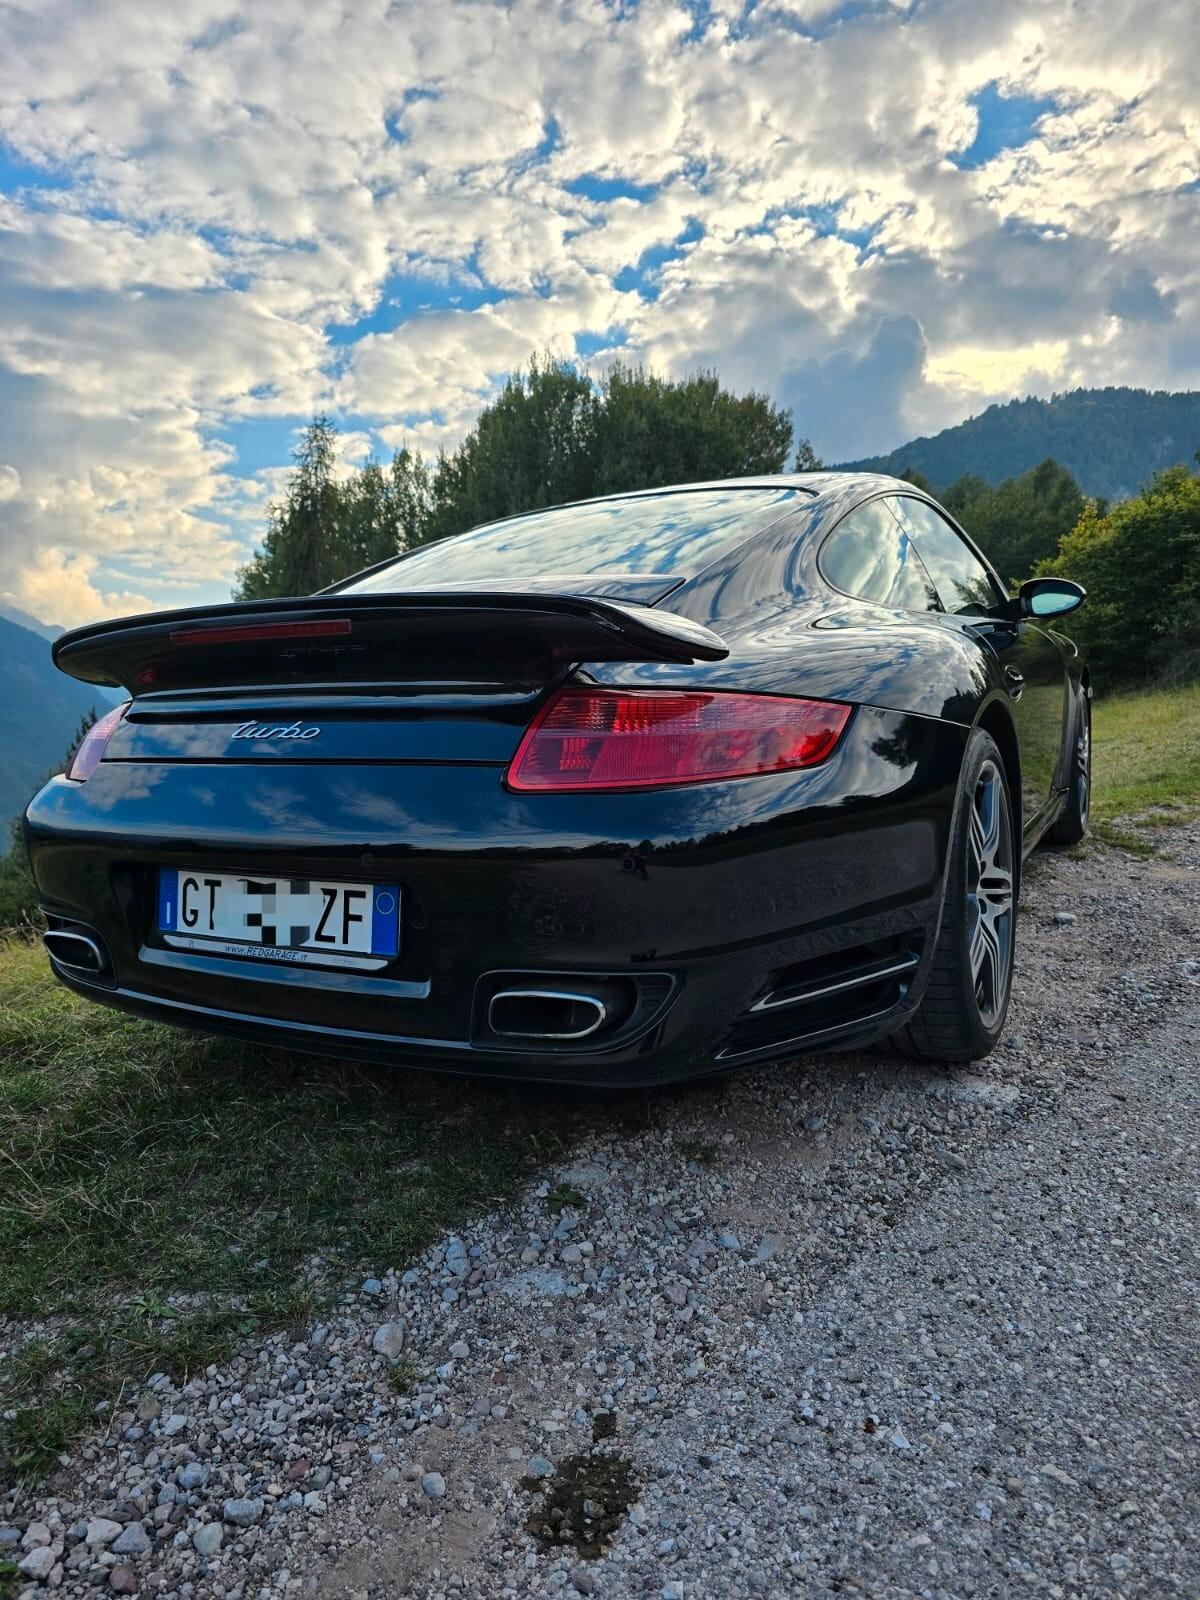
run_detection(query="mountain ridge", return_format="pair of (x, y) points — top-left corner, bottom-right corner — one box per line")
(0, 601), (64, 640)
(0, 614), (119, 840)
(834, 387), (1200, 501)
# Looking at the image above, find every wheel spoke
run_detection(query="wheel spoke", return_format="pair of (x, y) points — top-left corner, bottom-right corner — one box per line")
(978, 911), (1001, 997)
(978, 776), (1001, 861)
(967, 759), (1014, 1024)
(969, 901), (987, 984)
(969, 801), (987, 878)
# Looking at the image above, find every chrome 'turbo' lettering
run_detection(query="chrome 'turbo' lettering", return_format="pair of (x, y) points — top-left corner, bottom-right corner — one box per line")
(231, 721), (321, 741)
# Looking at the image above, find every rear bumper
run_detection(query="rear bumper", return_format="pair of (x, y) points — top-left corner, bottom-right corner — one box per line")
(26, 705), (967, 1085)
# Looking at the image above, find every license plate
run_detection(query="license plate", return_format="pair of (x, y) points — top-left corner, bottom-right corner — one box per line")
(156, 868), (400, 971)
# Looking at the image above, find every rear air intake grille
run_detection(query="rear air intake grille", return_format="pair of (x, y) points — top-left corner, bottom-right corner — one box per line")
(719, 934), (922, 1061)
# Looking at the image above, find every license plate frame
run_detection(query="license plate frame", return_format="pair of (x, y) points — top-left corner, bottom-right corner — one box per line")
(156, 868), (400, 972)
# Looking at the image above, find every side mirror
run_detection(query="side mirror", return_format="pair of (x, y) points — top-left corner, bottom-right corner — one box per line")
(1018, 577), (1086, 619)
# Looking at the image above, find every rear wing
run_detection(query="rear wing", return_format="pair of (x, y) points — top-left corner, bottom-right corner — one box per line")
(52, 591), (729, 694)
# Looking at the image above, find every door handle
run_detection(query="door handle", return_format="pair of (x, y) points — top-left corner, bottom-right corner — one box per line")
(1004, 666), (1025, 698)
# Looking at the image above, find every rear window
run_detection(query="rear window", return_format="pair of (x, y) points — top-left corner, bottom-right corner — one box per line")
(341, 486), (804, 592)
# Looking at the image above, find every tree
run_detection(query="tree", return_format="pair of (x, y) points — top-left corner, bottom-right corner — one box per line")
(942, 457), (1084, 586)
(792, 438), (824, 473)
(899, 465), (935, 495)
(591, 364), (793, 494)
(1037, 463), (1200, 684)
(338, 448), (433, 571)
(388, 447), (435, 551)
(423, 356), (599, 543)
(232, 359), (796, 599)
(236, 419), (346, 599)
(236, 422), (433, 598)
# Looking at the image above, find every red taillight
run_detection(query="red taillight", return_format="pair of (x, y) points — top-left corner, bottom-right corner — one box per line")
(66, 702), (128, 782)
(169, 618), (352, 647)
(506, 688), (851, 793)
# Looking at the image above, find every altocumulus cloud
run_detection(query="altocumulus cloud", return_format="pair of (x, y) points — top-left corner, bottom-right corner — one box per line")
(0, 0), (1196, 623)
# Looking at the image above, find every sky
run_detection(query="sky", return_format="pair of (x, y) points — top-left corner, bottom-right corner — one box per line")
(0, 0), (1196, 627)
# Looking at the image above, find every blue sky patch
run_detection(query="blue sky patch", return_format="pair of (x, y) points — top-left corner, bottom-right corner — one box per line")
(325, 266), (504, 346)
(565, 174), (660, 204)
(213, 416), (307, 477)
(615, 218), (704, 300)
(575, 329), (629, 361)
(0, 140), (69, 195)
(952, 80), (1059, 169)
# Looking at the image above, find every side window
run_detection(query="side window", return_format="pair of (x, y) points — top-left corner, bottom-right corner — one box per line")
(819, 498), (940, 612)
(889, 497), (1001, 616)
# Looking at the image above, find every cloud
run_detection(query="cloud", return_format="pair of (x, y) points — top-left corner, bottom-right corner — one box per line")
(0, 0), (1195, 623)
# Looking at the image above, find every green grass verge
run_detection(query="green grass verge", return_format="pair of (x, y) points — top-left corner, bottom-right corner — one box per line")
(1091, 682), (1200, 822)
(0, 943), (610, 1483)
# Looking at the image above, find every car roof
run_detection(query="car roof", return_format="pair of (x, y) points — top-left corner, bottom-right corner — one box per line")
(327, 471), (943, 598)
(465, 471), (926, 530)
(588, 471), (917, 499)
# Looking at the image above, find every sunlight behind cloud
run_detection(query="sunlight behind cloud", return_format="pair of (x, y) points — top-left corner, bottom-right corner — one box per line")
(926, 341), (1072, 397)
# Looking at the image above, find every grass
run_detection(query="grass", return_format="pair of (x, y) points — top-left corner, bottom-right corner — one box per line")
(0, 945), (605, 1483)
(544, 1183), (585, 1216)
(1091, 682), (1200, 823)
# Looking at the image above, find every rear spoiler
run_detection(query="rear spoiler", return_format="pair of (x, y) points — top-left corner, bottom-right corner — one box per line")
(52, 591), (729, 694)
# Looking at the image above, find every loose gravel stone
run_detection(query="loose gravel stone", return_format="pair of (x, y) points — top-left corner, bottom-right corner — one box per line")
(192, 1523), (223, 1557)
(222, 1496), (263, 1527)
(371, 1320), (407, 1358)
(420, 1472), (446, 1500)
(111, 1521), (151, 1556)
(18, 1545), (57, 1581)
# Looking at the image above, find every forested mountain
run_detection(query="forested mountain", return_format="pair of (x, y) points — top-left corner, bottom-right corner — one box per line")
(0, 615), (114, 838)
(836, 388), (1200, 501)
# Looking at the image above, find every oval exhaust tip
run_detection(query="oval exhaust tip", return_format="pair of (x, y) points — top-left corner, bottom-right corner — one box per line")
(43, 929), (106, 973)
(487, 988), (608, 1042)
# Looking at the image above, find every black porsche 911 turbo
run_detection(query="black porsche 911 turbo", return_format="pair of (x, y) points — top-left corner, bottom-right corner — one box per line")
(26, 473), (1090, 1085)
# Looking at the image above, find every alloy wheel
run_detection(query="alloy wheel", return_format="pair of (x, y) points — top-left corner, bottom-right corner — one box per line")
(966, 758), (1014, 1028)
(1077, 709), (1091, 829)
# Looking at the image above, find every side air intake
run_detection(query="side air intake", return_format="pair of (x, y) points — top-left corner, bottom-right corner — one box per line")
(719, 935), (923, 1061)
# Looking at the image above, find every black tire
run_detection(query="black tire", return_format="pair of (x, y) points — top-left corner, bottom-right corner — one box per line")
(1045, 692), (1091, 847)
(889, 729), (1016, 1063)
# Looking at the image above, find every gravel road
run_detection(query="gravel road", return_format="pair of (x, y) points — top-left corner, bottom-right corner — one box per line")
(6, 823), (1199, 1599)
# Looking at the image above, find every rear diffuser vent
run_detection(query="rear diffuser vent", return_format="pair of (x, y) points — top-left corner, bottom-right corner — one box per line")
(720, 934), (922, 1061)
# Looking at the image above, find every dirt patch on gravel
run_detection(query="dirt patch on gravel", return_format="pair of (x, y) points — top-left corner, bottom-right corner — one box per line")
(523, 1452), (638, 1559)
